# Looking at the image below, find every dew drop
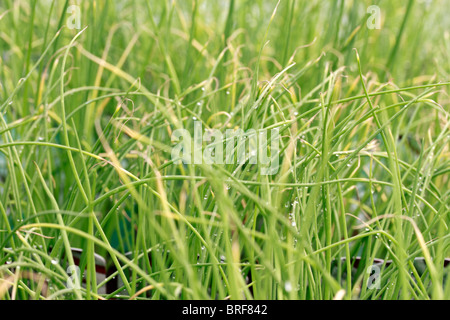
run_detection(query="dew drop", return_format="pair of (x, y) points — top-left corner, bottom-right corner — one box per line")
(284, 281), (292, 292)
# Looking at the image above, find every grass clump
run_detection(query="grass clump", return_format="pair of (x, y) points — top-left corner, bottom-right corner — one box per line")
(0, 0), (449, 300)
